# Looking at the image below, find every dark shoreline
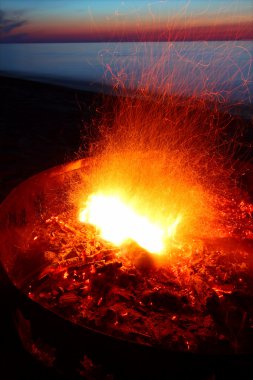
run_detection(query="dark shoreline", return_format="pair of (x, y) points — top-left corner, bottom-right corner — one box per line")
(0, 75), (108, 203)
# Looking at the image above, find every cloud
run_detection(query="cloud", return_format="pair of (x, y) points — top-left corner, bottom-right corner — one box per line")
(0, 9), (28, 37)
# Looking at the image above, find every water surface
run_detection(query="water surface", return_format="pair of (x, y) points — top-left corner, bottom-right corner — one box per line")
(0, 41), (252, 105)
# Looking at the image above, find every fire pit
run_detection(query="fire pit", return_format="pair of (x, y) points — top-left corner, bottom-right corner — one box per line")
(0, 156), (253, 379)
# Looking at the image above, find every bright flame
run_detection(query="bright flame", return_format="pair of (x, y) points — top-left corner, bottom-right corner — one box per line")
(79, 193), (181, 254)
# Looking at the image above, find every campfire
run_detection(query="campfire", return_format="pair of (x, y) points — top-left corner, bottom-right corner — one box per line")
(0, 142), (253, 377)
(25, 183), (253, 354)
(0, 43), (253, 378)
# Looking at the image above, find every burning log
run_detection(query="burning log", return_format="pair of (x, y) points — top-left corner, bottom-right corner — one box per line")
(0, 152), (252, 379)
(16, 201), (252, 355)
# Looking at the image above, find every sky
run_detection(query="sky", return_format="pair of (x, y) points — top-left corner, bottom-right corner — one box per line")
(0, 0), (252, 43)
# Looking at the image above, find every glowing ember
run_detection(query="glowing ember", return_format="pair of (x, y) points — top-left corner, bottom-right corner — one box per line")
(79, 193), (181, 254)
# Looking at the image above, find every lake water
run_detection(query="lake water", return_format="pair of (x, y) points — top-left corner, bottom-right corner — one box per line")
(0, 41), (252, 105)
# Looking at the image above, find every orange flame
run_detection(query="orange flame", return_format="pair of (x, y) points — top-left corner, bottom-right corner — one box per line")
(79, 193), (181, 254)
(75, 38), (247, 255)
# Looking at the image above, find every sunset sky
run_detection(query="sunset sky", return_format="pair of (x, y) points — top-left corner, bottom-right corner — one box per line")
(0, 0), (252, 43)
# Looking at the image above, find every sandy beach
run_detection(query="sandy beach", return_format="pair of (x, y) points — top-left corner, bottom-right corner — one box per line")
(0, 75), (109, 202)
